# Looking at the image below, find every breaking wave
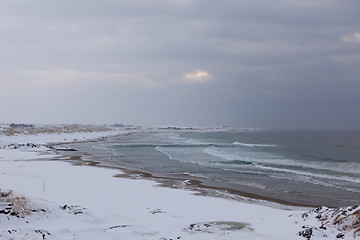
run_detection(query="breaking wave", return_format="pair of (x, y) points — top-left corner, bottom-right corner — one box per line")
(155, 146), (173, 160)
(232, 142), (277, 147)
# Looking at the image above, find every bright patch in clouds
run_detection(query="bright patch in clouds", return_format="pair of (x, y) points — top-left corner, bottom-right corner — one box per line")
(341, 33), (360, 43)
(183, 70), (211, 83)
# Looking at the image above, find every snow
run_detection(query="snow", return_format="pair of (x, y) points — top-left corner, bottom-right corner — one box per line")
(0, 129), (121, 146)
(0, 126), (358, 239)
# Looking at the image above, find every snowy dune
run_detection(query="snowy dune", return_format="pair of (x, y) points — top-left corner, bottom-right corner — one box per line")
(0, 125), (359, 239)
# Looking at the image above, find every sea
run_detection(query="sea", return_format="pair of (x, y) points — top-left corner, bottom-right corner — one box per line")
(70, 128), (360, 207)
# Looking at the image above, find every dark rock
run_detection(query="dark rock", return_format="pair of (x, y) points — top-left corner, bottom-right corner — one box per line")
(336, 233), (345, 238)
(319, 225), (327, 230)
(9, 123), (34, 128)
(108, 225), (127, 230)
(299, 227), (313, 239)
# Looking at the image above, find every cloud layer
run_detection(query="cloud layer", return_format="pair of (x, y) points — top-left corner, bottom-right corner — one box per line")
(1, 0), (359, 128)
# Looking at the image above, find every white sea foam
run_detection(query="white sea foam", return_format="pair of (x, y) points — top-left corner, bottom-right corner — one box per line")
(220, 164), (360, 194)
(204, 148), (278, 163)
(250, 164), (360, 185)
(203, 148), (360, 192)
(204, 148), (360, 176)
(233, 142), (277, 147)
(155, 146), (173, 160)
(270, 174), (360, 194)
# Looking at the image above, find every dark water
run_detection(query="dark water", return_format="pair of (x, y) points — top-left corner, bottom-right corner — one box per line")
(75, 129), (360, 207)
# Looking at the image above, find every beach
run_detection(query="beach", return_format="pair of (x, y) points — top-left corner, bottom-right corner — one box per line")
(0, 125), (359, 239)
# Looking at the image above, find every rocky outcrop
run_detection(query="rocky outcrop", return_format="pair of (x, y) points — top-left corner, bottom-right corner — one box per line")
(299, 206), (360, 239)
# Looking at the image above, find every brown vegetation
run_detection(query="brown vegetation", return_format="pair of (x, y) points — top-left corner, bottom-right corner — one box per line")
(11, 196), (31, 218)
(0, 189), (41, 218)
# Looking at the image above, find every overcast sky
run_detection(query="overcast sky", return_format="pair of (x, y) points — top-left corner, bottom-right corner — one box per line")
(1, 0), (359, 129)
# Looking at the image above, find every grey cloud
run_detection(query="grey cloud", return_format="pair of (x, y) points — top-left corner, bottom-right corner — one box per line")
(0, 0), (359, 128)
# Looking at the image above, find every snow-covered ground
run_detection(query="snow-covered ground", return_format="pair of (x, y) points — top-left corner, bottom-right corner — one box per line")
(0, 125), (359, 239)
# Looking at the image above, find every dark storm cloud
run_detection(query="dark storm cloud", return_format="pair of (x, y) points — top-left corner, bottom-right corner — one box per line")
(0, 0), (359, 128)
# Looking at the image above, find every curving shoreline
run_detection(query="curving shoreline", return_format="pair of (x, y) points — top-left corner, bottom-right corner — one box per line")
(60, 130), (360, 208)
(59, 143), (315, 208)
(0, 125), (359, 239)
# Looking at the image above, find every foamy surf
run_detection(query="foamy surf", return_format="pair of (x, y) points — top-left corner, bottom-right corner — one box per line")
(155, 146), (173, 160)
(233, 142), (277, 147)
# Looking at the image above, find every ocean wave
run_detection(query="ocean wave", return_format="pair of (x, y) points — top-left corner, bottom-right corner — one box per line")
(155, 146), (173, 160)
(204, 148), (360, 177)
(221, 168), (268, 177)
(218, 164), (360, 193)
(249, 164), (360, 185)
(222, 160), (253, 165)
(232, 142), (277, 147)
(204, 148), (275, 163)
(270, 174), (360, 194)
(113, 143), (226, 148)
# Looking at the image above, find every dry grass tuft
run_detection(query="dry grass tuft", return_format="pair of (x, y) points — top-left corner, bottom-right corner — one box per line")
(0, 189), (13, 198)
(1, 190), (33, 218)
(11, 196), (31, 218)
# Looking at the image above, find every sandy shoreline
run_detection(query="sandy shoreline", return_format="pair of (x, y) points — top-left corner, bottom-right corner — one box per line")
(1, 126), (359, 239)
(57, 142), (314, 208)
(60, 132), (340, 208)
